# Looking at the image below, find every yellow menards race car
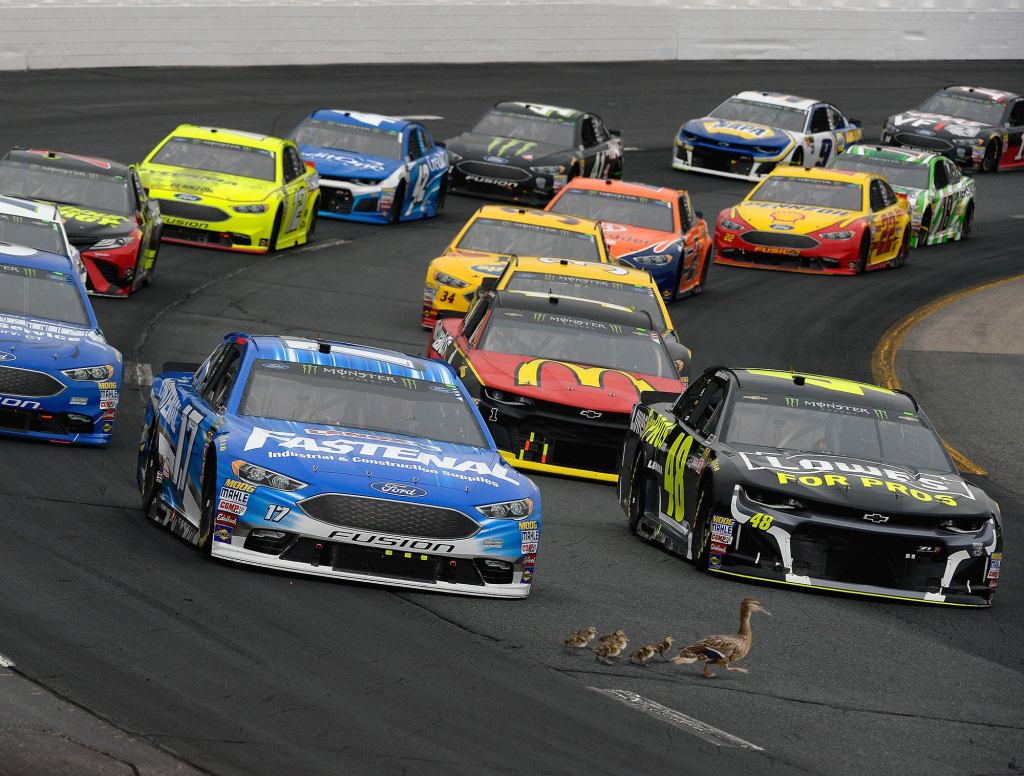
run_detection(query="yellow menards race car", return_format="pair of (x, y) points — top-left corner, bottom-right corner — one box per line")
(138, 125), (320, 253)
(422, 205), (611, 328)
(713, 167), (911, 275)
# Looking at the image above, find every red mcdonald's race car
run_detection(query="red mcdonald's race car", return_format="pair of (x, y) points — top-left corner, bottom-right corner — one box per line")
(427, 289), (691, 482)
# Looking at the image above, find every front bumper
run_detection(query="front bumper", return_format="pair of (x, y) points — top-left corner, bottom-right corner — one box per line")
(0, 400), (113, 446)
(882, 132), (984, 170)
(714, 234), (862, 275)
(80, 242), (139, 297)
(317, 177), (396, 224)
(449, 165), (559, 205)
(154, 200), (273, 253)
(672, 142), (785, 182)
(707, 487), (999, 606)
(422, 282), (477, 329)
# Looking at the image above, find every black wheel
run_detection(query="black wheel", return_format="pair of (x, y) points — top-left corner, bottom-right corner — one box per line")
(140, 422), (161, 516)
(435, 175), (448, 214)
(981, 139), (1001, 173)
(390, 181), (406, 224)
(304, 197), (319, 242)
(855, 234), (870, 274)
(195, 466), (216, 557)
(917, 208), (932, 248)
(267, 207), (283, 252)
(692, 247), (711, 296)
(960, 201), (974, 241)
(626, 453), (649, 535)
(894, 228), (910, 268)
(691, 484), (714, 570)
(790, 148), (804, 167)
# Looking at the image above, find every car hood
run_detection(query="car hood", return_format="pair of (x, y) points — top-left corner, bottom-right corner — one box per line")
(732, 201), (860, 233)
(724, 447), (991, 518)
(298, 146), (402, 180)
(431, 248), (513, 283)
(683, 118), (794, 148)
(601, 222), (677, 259)
(55, 204), (135, 241)
(139, 165), (275, 203)
(0, 312), (115, 367)
(469, 350), (683, 413)
(228, 417), (528, 499)
(447, 133), (565, 164)
(888, 111), (990, 141)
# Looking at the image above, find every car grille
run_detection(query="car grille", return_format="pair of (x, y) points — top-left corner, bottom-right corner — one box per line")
(743, 231), (819, 249)
(88, 257), (123, 284)
(895, 133), (953, 153)
(456, 161), (531, 182)
(162, 225), (249, 247)
(0, 366), (65, 397)
(297, 493), (480, 539)
(0, 407), (90, 435)
(154, 199), (230, 222)
(69, 236), (98, 248)
(690, 147), (754, 177)
(319, 185), (354, 214)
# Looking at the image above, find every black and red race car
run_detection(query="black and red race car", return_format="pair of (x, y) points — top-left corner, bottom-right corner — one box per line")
(427, 289), (690, 482)
(881, 86), (1024, 172)
(0, 148), (162, 296)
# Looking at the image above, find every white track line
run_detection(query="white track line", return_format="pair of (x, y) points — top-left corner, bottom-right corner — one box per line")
(624, 146), (643, 151)
(399, 115), (444, 121)
(293, 238), (350, 255)
(592, 688), (764, 751)
(0, 653), (15, 668)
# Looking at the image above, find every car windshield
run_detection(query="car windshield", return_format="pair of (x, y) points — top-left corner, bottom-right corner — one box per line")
(504, 271), (666, 330)
(470, 111), (575, 147)
(0, 212), (66, 256)
(709, 98), (807, 133)
(549, 189), (674, 232)
(750, 177), (863, 211)
(0, 161), (133, 216)
(458, 218), (601, 261)
(239, 360), (488, 448)
(725, 393), (952, 472)
(479, 309), (675, 378)
(292, 118), (403, 160)
(0, 262), (89, 326)
(830, 156), (930, 190)
(916, 94), (1004, 125)
(150, 137), (276, 182)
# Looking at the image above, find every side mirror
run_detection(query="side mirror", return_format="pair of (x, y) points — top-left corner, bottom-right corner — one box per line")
(610, 129), (622, 138)
(665, 342), (692, 381)
(478, 276), (499, 296)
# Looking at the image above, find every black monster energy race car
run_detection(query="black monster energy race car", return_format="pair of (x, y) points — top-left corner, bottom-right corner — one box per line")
(618, 368), (1003, 606)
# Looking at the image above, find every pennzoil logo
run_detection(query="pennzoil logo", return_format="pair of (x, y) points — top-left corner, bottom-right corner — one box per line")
(514, 358), (655, 398)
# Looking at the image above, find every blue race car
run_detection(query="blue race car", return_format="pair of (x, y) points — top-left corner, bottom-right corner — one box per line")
(0, 246), (122, 446)
(137, 333), (541, 597)
(290, 110), (449, 224)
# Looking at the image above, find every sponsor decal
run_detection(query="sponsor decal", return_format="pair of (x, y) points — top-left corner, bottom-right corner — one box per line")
(521, 542), (538, 553)
(59, 206), (129, 227)
(0, 314), (91, 344)
(471, 264), (505, 276)
(482, 538), (504, 549)
(328, 530), (456, 554)
(213, 526), (233, 543)
(700, 120), (776, 139)
(218, 499), (246, 515)
(370, 481), (428, 498)
(522, 566), (534, 583)
(174, 193), (202, 201)
(515, 359), (654, 399)
(709, 555), (722, 569)
(710, 541), (730, 554)
(483, 156), (509, 164)
(0, 396), (41, 410)
(303, 151), (387, 174)
(102, 422), (113, 433)
(215, 512), (238, 528)
(263, 504), (291, 522)
(580, 409), (602, 419)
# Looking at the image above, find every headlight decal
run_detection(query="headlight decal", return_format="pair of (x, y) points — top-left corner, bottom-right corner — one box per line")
(476, 497), (533, 519)
(231, 460), (307, 491)
(61, 364), (115, 381)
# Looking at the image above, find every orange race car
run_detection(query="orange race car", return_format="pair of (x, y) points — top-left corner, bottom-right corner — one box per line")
(545, 177), (711, 301)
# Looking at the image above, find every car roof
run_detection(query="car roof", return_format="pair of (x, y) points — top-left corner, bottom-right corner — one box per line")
(733, 91), (818, 111)
(943, 85), (1019, 103)
(0, 194), (60, 222)
(503, 256), (658, 286)
(558, 177), (680, 202)
(0, 247), (78, 274)
(763, 166), (872, 186)
(245, 334), (454, 382)
(727, 368), (917, 413)
(472, 204), (603, 234)
(492, 101), (582, 120)
(3, 148), (129, 178)
(492, 289), (655, 329)
(308, 109), (410, 132)
(165, 124), (284, 152)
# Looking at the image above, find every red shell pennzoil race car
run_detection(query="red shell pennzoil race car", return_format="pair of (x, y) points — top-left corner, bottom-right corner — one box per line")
(714, 167), (911, 275)
(545, 177), (712, 301)
(427, 289), (691, 482)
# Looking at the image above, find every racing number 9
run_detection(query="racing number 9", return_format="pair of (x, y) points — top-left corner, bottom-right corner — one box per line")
(817, 138), (833, 166)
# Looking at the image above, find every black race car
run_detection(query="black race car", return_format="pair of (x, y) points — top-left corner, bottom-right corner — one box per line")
(445, 101), (623, 204)
(0, 148), (162, 296)
(619, 367), (1003, 607)
(881, 86), (1024, 173)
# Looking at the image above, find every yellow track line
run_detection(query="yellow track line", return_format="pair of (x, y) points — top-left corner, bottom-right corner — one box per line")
(871, 272), (1024, 476)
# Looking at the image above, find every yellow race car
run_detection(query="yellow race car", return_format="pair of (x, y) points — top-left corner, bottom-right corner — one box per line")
(139, 125), (320, 253)
(714, 167), (911, 275)
(422, 205), (611, 327)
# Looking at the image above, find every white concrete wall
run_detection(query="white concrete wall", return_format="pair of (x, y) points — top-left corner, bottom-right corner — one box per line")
(0, 0), (1021, 70)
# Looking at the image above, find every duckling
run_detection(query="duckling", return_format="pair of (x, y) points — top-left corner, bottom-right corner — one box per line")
(653, 635), (674, 661)
(672, 598), (770, 678)
(564, 625), (596, 652)
(594, 640), (625, 664)
(630, 644), (657, 665)
(597, 628), (627, 647)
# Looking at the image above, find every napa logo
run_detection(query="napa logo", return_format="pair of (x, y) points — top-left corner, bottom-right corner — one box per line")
(701, 120), (776, 140)
(370, 481), (428, 498)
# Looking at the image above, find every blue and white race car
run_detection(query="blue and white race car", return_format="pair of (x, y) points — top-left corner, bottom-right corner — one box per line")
(673, 91), (863, 181)
(290, 110), (449, 224)
(138, 333), (541, 597)
(0, 246), (122, 446)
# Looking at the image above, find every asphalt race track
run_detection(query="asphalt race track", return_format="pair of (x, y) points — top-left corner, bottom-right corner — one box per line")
(1, 61), (1023, 776)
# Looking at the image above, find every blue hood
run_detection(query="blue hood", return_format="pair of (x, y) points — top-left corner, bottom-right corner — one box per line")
(681, 117), (793, 149)
(298, 146), (402, 181)
(0, 312), (117, 370)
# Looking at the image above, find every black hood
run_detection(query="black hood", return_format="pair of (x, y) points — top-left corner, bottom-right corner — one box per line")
(58, 205), (135, 242)
(446, 133), (567, 166)
(886, 110), (991, 143)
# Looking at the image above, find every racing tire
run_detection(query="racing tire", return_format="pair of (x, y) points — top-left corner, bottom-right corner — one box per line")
(894, 228), (910, 268)
(268, 207), (283, 252)
(790, 148), (804, 168)
(691, 483), (714, 571)
(917, 208), (931, 248)
(981, 139), (1001, 173)
(140, 422), (161, 517)
(626, 453), (648, 535)
(436, 175), (448, 214)
(692, 248), (711, 296)
(195, 462), (216, 557)
(305, 198), (319, 243)
(855, 234), (870, 274)
(390, 181), (406, 224)
(960, 201), (974, 241)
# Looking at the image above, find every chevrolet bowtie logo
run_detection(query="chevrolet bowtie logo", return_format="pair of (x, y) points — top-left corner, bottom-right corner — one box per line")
(863, 513), (890, 524)
(580, 410), (602, 419)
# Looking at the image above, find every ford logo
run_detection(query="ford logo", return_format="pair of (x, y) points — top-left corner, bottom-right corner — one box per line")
(483, 156), (508, 164)
(0, 351), (14, 362)
(770, 224), (794, 231)
(371, 481), (428, 498)
(917, 129), (936, 136)
(175, 193), (202, 201)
